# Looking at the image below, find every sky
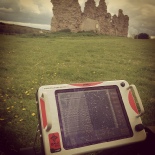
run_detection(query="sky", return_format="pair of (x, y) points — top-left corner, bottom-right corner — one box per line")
(0, 0), (155, 36)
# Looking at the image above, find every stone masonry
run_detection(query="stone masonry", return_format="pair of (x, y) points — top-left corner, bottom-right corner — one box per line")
(51, 0), (129, 37)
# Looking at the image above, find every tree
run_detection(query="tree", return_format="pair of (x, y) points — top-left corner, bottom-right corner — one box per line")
(137, 33), (150, 39)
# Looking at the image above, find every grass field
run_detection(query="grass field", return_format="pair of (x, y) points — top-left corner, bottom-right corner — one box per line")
(0, 32), (155, 154)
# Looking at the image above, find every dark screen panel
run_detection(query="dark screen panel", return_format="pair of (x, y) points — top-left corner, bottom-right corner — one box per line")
(55, 86), (133, 149)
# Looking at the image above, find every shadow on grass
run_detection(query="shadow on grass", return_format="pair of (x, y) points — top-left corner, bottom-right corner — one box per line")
(0, 110), (20, 155)
(0, 126), (20, 155)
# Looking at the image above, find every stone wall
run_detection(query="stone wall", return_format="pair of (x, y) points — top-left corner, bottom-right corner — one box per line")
(51, 0), (129, 37)
(51, 0), (82, 32)
(80, 18), (100, 32)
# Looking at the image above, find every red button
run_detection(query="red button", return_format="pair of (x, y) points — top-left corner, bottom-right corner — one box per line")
(49, 133), (61, 153)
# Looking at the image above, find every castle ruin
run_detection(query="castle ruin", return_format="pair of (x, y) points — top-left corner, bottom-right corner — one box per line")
(51, 0), (129, 37)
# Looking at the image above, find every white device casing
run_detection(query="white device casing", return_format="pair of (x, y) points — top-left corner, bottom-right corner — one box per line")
(37, 80), (146, 155)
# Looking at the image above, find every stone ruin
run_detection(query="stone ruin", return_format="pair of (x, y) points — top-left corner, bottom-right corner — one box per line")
(51, 0), (129, 37)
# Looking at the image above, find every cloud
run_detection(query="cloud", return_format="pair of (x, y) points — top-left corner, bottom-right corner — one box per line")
(0, 0), (21, 14)
(128, 4), (155, 35)
(33, 0), (52, 14)
(19, 0), (52, 14)
(0, 0), (52, 25)
(0, 8), (14, 13)
(19, 0), (41, 14)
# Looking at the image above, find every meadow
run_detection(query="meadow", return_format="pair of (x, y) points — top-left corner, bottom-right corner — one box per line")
(0, 32), (155, 154)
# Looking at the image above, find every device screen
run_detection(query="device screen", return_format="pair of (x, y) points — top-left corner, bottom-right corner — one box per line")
(55, 86), (133, 149)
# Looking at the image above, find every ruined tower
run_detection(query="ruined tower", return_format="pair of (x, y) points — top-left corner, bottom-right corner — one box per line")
(51, 0), (82, 32)
(51, 0), (129, 37)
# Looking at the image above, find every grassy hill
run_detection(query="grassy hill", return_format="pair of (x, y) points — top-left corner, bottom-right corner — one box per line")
(0, 22), (49, 34)
(0, 33), (155, 154)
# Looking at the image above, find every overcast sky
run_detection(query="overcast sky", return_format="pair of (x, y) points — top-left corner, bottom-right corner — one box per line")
(0, 0), (155, 35)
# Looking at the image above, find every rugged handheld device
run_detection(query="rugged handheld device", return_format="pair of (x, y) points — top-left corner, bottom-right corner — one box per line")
(36, 80), (146, 155)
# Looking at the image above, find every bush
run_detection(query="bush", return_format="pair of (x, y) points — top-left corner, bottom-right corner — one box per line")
(58, 29), (71, 32)
(135, 33), (150, 39)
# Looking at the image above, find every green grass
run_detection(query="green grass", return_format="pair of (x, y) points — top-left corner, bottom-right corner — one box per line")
(0, 33), (155, 153)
